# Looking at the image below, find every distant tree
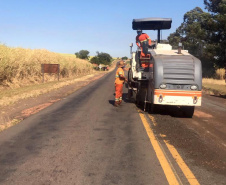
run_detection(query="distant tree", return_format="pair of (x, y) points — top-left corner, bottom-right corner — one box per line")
(90, 51), (112, 65)
(97, 52), (112, 65)
(122, 56), (128, 60)
(90, 56), (100, 64)
(75, 50), (90, 60)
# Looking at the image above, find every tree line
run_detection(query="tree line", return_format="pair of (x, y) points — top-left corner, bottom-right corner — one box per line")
(168, 0), (226, 77)
(75, 50), (113, 66)
(74, 50), (129, 66)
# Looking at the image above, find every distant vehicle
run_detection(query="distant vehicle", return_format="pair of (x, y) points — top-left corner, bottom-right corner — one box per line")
(128, 18), (202, 118)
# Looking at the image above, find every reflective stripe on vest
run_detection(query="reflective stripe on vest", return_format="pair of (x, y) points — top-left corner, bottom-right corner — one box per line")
(140, 38), (149, 43)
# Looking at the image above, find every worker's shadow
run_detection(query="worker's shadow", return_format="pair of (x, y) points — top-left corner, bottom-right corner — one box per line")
(108, 93), (130, 106)
(109, 100), (115, 106)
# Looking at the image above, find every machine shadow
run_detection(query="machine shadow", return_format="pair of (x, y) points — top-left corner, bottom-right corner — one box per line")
(122, 93), (134, 103)
(145, 104), (189, 118)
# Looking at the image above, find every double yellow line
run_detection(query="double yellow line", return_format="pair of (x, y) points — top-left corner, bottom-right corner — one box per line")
(139, 112), (200, 185)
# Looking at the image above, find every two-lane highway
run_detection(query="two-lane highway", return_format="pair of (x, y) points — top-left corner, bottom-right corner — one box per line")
(0, 70), (225, 185)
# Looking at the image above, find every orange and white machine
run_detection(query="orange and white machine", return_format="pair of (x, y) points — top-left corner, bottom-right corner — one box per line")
(128, 18), (202, 117)
(150, 48), (202, 108)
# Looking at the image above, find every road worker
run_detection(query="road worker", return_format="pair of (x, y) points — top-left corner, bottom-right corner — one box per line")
(136, 29), (151, 57)
(114, 60), (127, 107)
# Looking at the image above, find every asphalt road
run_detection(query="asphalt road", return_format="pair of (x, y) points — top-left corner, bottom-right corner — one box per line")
(0, 70), (225, 185)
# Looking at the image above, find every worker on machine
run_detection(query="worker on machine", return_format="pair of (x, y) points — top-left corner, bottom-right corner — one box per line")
(114, 60), (127, 107)
(136, 29), (152, 70)
(136, 29), (151, 57)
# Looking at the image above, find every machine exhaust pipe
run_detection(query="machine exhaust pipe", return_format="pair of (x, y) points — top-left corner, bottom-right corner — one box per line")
(178, 42), (182, 54)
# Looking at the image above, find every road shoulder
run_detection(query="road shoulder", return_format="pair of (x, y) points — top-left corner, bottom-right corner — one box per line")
(0, 72), (110, 132)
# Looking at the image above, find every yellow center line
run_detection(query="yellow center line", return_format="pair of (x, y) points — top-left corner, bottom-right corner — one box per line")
(138, 112), (180, 185)
(148, 114), (200, 185)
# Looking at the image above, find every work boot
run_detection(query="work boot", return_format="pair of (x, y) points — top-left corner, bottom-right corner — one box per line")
(118, 100), (122, 105)
(114, 101), (119, 107)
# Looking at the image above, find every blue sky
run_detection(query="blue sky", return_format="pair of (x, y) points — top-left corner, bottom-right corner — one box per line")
(0, 0), (206, 58)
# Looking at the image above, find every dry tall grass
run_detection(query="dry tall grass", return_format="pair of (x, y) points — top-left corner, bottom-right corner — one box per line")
(202, 78), (225, 85)
(202, 77), (226, 96)
(215, 68), (225, 80)
(0, 44), (93, 88)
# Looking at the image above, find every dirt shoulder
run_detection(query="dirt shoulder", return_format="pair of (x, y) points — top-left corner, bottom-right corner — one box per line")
(0, 71), (112, 132)
(202, 85), (226, 98)
(202, 79), (226, 97)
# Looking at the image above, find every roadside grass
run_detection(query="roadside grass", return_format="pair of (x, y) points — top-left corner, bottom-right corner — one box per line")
(59, 53), (76, 57)
(202, 78), (226, 96)
(59, 53), (96, 61)
(0, 57), (117, 107)
(215, 68), (225, 80)
(0, 73), (101, 107)
(0, 44), (94, 88)
(0, 118), (21, 132)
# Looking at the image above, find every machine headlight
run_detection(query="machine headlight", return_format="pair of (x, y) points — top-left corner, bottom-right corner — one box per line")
(190, 85), (198, 90)
(160, 84), (167, 89)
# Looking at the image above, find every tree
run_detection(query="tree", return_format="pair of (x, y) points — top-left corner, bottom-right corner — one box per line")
(204, 0), (222, 13)
(168, 27), (184, 49)
(122, 56), (128, 60)
(168, 7), (216, 76)
(75, 50), (90, 60)
(90, 56), (100, 64)
(204, 0), (226, 68)
(96, 52), (112, 65)
(90, 51), (113, 65)
(168, 7), (211, 55)
(168, 1), (226, 75)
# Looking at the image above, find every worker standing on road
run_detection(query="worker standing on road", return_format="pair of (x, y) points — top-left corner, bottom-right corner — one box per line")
(114, 60), (127, 107)
(136, 29), (151, 57)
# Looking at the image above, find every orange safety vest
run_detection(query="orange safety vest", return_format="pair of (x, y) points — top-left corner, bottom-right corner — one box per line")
(115, 67), (125, 84)
(136, 33), (151, 47)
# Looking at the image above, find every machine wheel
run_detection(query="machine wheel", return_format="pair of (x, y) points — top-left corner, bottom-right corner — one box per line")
(149, 103), (155, 113)
(128, 68), (132, 82)
(128, 89), (133, 101)
(135, 94), (141, 106)
(181, 106), (195, 118)
(149, 103), (160, 114)
(135, 84), (146, 109)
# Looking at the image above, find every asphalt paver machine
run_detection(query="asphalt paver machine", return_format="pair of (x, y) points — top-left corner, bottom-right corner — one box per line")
(128, 18), (202, 117)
